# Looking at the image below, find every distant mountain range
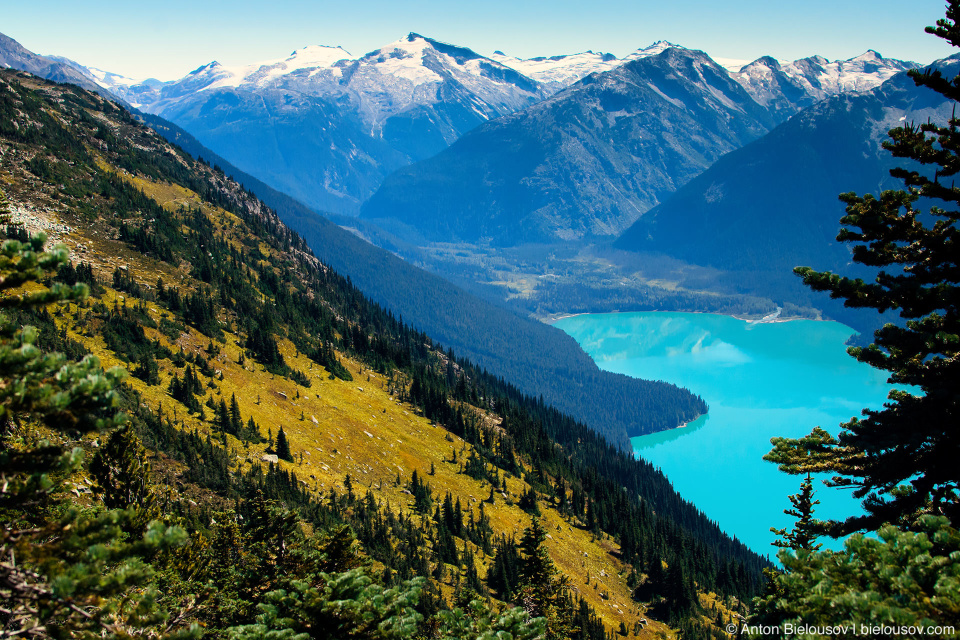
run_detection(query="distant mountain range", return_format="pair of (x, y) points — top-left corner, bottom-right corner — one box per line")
(79, 33), (550, 214)
(0, 28), (932, 327)
(1, 30), (713, 443)
(0, 30), (917, 224)
(361, 45), (778, 244)
(359, 44), (919, 245)
(490, 48), (621, 94)
(732, 50), (916, 120)
(614, 55), (958, 283)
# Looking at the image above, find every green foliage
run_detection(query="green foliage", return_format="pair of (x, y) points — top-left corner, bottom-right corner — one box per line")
(770, 475), (824, 553)
(4, 510), (190, 640)
(769, 2), (960, 534)
(307, 340), (352, 381)
(275, 426), (293, 462)
(168, 365), (203, 413)
(516, 517), (573, 640)
(435, 598), (545, 640)
(226, 572), (423, 640)
(488, 536), (522, 601)
(751, 516), (960, 634)
(0, 72), (773, 637)
(89, 425), (158, 516)
(408, 469), (432, 514)
(755, 5), (960, 637)
(0, 186), (193, 640)
(0, 201), (123, 433)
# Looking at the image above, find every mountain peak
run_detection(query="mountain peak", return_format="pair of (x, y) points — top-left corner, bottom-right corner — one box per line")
(369, 33), (447, 59)
(643, 40), (685, 54)
(851, 49), (883, 62)
(291, 44), (343, 54)
(742, 55), (783, 71)
(623, 40), (687, 63)
(0, 31), (106, 94)
(190, 60), (222, 74)
(731, 49), (919, 120)
(286, 44), (354, 65)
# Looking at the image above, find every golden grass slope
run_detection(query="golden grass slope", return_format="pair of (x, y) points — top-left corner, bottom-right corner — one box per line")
(3, 154), (744, 639)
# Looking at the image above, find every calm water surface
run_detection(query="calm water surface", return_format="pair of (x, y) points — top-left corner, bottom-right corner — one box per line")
(553, 311), (894, 558)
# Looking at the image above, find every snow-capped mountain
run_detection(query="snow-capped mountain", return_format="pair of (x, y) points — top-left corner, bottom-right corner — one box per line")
(106, 44), (355, 109)
(488, 41), (735, 97)
(622, 40), (687, 63)
(361, 46), (777, 245)
(43, 55), (163, 108)
(490, 50), (620, 95)
(615, 55), (957, 293)
(111, 33), (546, 214)
(732, 50), (918, 121)
(358, 42), (924, 247)
(7, 25), (920, 224)
(47, 55), (143, 90)
(133, 34), (542, 129)
(346, 34), (544, 130)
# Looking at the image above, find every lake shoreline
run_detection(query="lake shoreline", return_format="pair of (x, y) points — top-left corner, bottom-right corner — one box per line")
(555, 310), (888, 556)
(546, 308), (821, 326)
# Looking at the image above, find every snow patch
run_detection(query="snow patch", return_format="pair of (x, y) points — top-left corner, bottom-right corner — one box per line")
(490, 50), (620, 92)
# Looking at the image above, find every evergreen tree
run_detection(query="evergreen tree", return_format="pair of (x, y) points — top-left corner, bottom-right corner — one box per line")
(275, 426), (293, 462)
(89, 424), (159, 527)
(226, 571), (423, 640)
(661, 558), (697, 621)
(771, 474), (823, 552)
(751, 516), (960, 632)
(132, 350), (160, 385)
(516, 517), (573, 640)
(230, 394), (242, 435)
(0, 190), (189, 639)
(767, 3), (960, 534)
(752, 5), (960, 633)
(434, 598), (544, 640)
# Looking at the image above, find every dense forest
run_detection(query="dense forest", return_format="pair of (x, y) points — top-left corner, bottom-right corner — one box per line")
(134, 112), (709, 444)
(0, 70), (765, 640)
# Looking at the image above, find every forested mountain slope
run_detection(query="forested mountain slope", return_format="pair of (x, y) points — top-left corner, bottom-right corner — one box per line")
(0, 69), (767, 640)
(132, 96), (707, 445)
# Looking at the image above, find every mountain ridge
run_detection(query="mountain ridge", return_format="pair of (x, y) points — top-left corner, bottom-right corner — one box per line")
(2, 29), (920, 226)
(611, 55), (958, 333)
(360, 45), (777, 244)
(0, 31), (110, 96)
(107, 76), (709, 446)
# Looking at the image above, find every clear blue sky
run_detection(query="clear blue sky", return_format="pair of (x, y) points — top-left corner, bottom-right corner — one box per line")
(6, 0), (954, 80)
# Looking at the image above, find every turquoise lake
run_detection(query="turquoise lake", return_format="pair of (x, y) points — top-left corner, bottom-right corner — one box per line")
(553, 311), (894, 559)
